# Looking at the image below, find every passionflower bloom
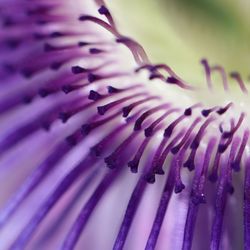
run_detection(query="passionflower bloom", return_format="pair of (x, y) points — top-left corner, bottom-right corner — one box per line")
(1, 0), (250, 249)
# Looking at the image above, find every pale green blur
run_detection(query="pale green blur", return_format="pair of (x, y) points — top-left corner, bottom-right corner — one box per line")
(108, 0), (250, 86)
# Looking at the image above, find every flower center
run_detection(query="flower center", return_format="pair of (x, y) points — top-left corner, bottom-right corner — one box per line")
(107, 0), (250, 124)
(108, 0), (250, 85)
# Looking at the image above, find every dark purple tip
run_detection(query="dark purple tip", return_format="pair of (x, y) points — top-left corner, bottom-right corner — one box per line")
(33, 33), (46, 40)
(81, 124), (92, 135)
(122, 106), (132, 118)
(71, 66), (87, 74)
(154, 167), (165, 175)
(98, 5), (110, 15)
(145, 173), (156, 184)
(5, 39), (21, 49)
(79, 15), (89, 21)
(44, 43), (55, 52)
(59, 112), (70, 123)
(3, 63), (16, 73)
(191, 193), (206, 205)
(107, 86), (120, 93)
(97, 106), (107, 115)
(184, 108), (192, 116)
(78, 41), (90, 47)
(217, 107), (228, 115)
(128, 160), (139, 173)
(62, 85), (73, 94)
(231, 161), (240, 172)
(134, 122), (142, 131)
(209, 172), (218, 182)
(144, 127), (153, 137)
(166, 76), (179, 84)
(21, 69), (33, 78)
(164, 125), (174, 138)
(38, 89), (49, 98)
(171, 146), (180, 154)
(201, 109), (212, 117)
(222, 131), (232, 139)
(230, 71), (239, 78)
(184, 159), (195, 171)
(190, 139), (200, 150)
(88, 90), (103, 101)
(65, 135), (78, 146)
(218, 143), (228, 153)
(50, 31), (63, 38)
(227, 184), (234, 194)
(105, 155), (117, 169)
(88, 73), (100, 83)
(22, 96), (33, 104)
(91, 145), (103, 157)
(41, 122), (51, 131)
(175, 183), (185, 193)
(36, 20), (48, 25)
(149, 73), (163, 80)
(116, 38), (128, 43)
(89, 48), (103, 54)
(50, 62), (63, 70)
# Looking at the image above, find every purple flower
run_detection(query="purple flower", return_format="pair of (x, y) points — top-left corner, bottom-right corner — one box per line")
(0, 1), (249, 249)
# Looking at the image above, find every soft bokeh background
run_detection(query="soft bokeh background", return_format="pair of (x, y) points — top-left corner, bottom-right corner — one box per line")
(108, 0), (250, 87)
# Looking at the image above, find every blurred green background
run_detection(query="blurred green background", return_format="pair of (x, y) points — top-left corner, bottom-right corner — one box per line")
(108, 0), (250, 86)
